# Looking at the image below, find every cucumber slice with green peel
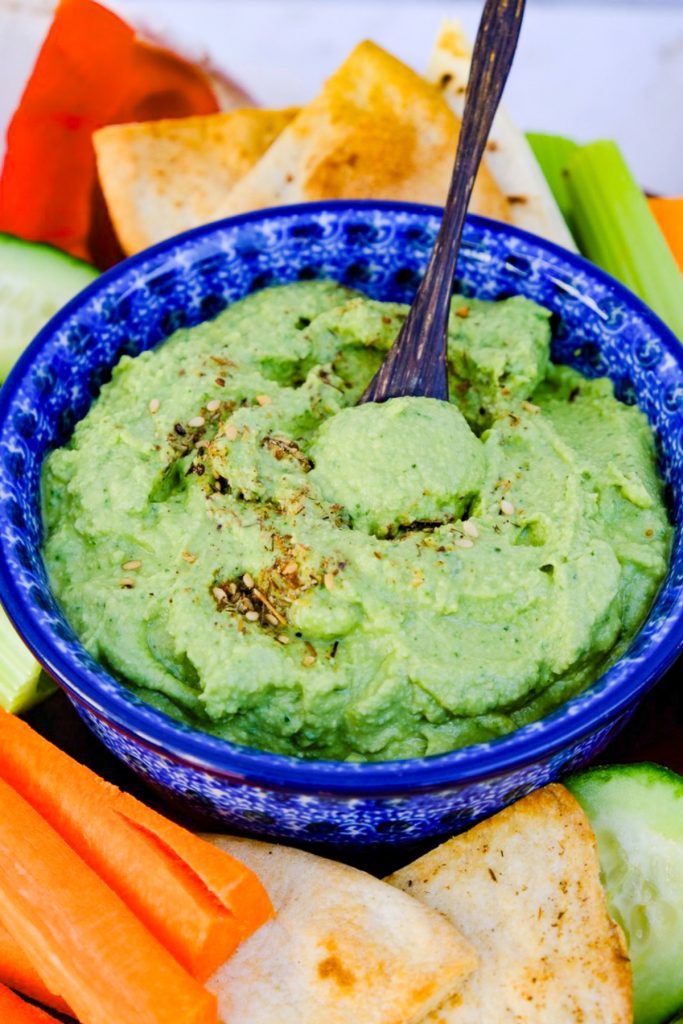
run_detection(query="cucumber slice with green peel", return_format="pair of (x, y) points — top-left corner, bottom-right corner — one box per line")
(567, 764), (683, 1024)
(0, 603), (55, 712)
(0, 233), (98, 383)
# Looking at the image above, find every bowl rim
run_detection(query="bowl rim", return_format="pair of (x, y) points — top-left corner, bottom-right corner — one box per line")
(1, 198), (682, 795)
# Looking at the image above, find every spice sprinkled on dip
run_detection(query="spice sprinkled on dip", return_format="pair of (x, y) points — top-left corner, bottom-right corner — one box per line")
(42, 281), (671, 760)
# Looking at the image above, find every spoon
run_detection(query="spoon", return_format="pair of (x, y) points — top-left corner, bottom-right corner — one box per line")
(359, 0), (526, 405)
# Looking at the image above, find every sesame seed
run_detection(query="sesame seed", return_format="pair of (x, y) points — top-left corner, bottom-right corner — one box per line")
(302, 654), (316, 667)
(206, 399), (221, 412)
(182, 551), (197, 564)
(245, 610), (260, 622)
(500, 498), (515, 516)
(228, 582), (237, 595)
(242, 573), (255, 590)
(323, 572), (336, 591)
(255, 394), (272, 406)
(266, 613), (280, 627)
(188, 416), (205, 428)
(277, 634), (290, 645)
(122, 560), (141, 571)
(148, 398), (160, 414)
(119, 578), (135, 588)
(282, 561), (298, 575)
(223, 423), (238, 441)
(462, 521), (479, 539)
(522, 400), (540, 414)
(212, 587), (227, 603)
(455, 537), (474, 549)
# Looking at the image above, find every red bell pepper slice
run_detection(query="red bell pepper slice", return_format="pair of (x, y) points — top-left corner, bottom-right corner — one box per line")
(0, 0), (219, 266)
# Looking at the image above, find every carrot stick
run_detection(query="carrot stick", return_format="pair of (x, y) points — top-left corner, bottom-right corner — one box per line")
(648, 196), (683, 272)
(0, 778), (217, 1024)
(0, 981), (59, 1023)
(117, 795), (274, 942)
(0, 710), (272, 980)
(0, 921), (71, 1016)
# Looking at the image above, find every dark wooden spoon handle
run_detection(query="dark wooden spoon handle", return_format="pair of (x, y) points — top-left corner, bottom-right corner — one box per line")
(360, 0), (526, 405)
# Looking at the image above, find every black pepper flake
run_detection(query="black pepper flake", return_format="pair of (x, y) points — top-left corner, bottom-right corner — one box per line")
(174, 422), (187, 436)
(569, 386), (581, 403)
(330, 640), (339, 659)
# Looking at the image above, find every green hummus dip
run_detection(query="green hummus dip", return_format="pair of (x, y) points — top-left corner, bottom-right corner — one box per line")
(42, 281), (671, 760)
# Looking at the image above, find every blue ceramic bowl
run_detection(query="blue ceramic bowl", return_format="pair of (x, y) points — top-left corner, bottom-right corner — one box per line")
(1, 202), (682, 847)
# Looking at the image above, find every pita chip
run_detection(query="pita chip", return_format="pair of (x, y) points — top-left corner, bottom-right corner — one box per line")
(94, 108), (297, 255)
(427, 20), (576, 250)
(387, 784), (632, 1023)
(218, 40), (510, 222)
(205, 835), (477, 1024)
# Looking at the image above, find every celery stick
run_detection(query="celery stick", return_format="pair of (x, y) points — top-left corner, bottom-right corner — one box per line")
(564, 140), (683, 339)
(0, 604), (54, 712)
(526, 133), (578, 226)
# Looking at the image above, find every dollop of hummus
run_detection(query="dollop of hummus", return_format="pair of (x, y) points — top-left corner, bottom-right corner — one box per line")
(42, 281), (671, 760)
(310, 397), (484, 535)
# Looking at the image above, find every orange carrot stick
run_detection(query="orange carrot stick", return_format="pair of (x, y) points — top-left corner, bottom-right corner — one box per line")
(0, 981), (59, 1023)
(0, 921), (71, 1016)
(0, 710), (272, 981)
(648, 196), (683, 272)
(0, 778), (217, 1024)
(117, 794), (274, 941)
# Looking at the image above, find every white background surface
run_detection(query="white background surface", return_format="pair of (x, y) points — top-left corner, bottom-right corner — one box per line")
(1, 0), (682, 193)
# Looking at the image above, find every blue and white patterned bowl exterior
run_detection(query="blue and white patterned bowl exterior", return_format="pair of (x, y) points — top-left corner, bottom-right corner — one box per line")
(1, 202), (682, 847)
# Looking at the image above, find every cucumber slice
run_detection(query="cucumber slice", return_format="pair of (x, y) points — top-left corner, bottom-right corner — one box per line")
(567, 764), (683, 1024)
(0, 603), (54, 712)
(0, 233), (98, 383)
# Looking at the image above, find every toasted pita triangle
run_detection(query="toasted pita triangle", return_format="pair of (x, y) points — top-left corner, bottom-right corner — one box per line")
(426, 20), (576, 250)
(94, 108), (297, 255)
(205, 835), (476, 1024)
(219, 40), (510, 221)
(387, 785), (632, 1023)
